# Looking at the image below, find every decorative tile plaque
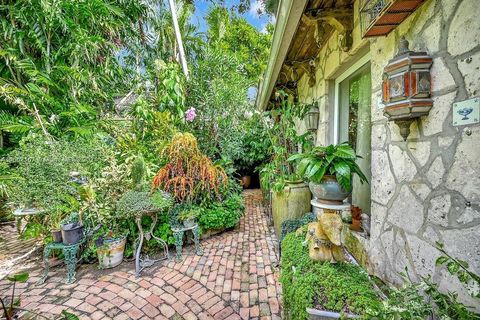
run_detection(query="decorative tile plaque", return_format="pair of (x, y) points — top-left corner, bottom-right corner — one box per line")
(452, 97), (480, 126)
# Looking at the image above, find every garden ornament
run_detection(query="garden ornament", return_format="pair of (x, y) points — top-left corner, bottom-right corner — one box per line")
(304, 209), (345, 263)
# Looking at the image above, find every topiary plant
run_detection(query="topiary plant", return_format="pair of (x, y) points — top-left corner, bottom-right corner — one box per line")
(116, 155), (173, 219)
(116, 190), (173, 219)
(130, 156), (147, 190)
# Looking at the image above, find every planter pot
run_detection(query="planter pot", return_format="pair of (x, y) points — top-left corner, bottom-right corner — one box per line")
(96, 236), (126, 269)
(309, 175), (351, 205)
(183, 218), (196, 228)
(350, 218), (362, 232)
(240, 176), (251, 189)
(52, 230), (63, 243)
(61, 223), (84, 245)
(306, 308), (359, 319)
(272, 182), (311, 238)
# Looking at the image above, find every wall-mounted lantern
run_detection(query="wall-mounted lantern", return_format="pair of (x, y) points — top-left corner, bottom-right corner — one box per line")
(305, 102), (320, 132)
(382, 38), (433, 140)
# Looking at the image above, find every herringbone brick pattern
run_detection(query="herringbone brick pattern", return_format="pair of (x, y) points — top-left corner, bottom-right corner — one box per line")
(0, 190), (282, 319)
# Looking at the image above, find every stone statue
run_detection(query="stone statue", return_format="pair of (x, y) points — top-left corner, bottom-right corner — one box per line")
(303, 209), (345, 263)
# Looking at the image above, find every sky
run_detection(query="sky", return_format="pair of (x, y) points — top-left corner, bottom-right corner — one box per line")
(189, 0), (273, 33)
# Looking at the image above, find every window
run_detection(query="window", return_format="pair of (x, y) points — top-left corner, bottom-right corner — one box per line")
(334, 55), (372, 213)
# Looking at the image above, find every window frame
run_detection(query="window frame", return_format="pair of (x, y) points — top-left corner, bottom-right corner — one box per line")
(333, 53), (371, 145)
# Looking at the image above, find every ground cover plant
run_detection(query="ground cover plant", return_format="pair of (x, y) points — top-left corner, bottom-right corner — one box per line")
(280, 232), (382, 320)
(281, 227), (480, 320)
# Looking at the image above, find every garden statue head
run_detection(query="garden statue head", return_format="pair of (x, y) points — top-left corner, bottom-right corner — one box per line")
(304, 209), (345, 263)
(318, 210), (343, 246)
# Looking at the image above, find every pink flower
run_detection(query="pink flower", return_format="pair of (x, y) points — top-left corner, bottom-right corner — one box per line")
(185, 107), (196, 122)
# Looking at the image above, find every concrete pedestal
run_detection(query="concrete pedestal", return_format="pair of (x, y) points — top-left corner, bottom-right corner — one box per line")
(311, 199), (351, 221)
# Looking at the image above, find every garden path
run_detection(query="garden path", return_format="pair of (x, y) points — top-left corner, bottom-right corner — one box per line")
(0, 189), (282, 320)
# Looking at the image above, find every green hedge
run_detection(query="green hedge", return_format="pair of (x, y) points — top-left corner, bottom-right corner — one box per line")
(280, 232), (381, 320)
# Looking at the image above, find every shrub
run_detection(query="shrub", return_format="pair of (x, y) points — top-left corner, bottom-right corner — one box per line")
(279, 212), (316, 242)
(198, 192), (244, 231)
(280, 232), (381, 319)
(5, 134), (108, 236)
(152, 132), (228, 202)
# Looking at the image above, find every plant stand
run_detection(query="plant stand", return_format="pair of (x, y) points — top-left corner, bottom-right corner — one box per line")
(171, 224), (203, 262)
(134, 211), (169, 277)
(38, 238), (85, 284)
(311, 199), (351, 220)
(13, 208), (45, 234)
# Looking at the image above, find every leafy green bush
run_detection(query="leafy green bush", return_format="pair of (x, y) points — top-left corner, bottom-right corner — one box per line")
(4, 134), (108, 236)
(279, 212), (316, 242)
(232, 113), (272, 175)
(198, 192), (244, 231)
(280, 232), (381, 319)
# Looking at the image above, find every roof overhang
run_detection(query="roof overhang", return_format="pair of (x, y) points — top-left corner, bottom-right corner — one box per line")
(255, 0), (308, 111)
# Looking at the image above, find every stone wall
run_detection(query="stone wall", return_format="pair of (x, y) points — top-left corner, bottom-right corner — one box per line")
(296, 0), (480, 308)
(368, 0), (480, 308)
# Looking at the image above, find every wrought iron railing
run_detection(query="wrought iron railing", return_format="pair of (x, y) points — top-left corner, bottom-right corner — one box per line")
(360, 0), (392, 36)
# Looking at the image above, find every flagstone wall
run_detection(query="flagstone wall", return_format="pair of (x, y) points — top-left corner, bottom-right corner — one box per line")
(296, 0), (480, 308)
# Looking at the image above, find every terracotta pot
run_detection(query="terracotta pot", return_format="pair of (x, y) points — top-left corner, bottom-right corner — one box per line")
(351, 206), (362, 220)
(350, 218), (362, 232)
(309, 175), (351, 204)
(240, 175), (251, 189)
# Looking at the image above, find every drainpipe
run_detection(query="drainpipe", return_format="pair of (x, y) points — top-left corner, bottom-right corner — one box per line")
(167, 0), (189, 79)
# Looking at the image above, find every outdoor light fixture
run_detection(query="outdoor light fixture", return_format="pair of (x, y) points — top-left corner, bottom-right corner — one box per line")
(305, 101), (320, 132)
(382, 37), (433, 140)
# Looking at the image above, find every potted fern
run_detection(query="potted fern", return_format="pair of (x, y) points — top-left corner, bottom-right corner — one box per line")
(288, 143), (368, 204)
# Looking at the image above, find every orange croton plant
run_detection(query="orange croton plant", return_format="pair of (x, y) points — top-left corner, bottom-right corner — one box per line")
(152, 132), (228, 202)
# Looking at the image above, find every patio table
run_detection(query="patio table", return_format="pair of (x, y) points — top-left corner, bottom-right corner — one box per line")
(13, 208), (45, 234)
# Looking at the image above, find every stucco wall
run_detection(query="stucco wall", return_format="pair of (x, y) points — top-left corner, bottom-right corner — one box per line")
(297, 0), (480, 307)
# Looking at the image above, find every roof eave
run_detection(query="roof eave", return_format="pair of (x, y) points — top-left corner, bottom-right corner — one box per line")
(255, 0), (308, 111)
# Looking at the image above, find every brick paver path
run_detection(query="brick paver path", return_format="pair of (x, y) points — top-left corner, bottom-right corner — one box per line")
(0, 190), (282, 319)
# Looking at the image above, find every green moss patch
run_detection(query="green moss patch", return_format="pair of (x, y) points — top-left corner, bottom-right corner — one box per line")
(280, 232), (382, 320)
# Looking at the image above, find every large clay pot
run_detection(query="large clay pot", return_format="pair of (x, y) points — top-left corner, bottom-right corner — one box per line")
(309, 175), (351, 205)
(240, 176), (251, 189)
(272, 181), (311, 239)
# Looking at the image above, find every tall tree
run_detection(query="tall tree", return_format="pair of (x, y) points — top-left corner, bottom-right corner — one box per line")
(205, 6), (273, 82)
(0, 0), (154, 140)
